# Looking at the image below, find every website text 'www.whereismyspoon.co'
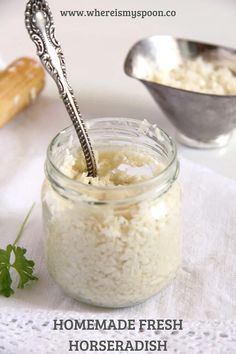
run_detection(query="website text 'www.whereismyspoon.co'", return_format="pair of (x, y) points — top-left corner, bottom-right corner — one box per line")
(60, 8), (177, 19)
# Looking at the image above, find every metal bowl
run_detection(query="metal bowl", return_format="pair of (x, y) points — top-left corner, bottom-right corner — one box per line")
(124, 35), (236, 148)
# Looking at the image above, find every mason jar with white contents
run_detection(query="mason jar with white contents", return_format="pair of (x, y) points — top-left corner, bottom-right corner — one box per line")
(42, 117), (182, 308)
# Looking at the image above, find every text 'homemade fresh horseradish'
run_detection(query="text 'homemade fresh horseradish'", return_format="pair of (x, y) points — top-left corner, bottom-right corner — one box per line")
(42, 118), (182, 308)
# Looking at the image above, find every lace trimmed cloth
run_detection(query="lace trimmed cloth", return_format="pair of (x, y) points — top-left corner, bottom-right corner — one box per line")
(0, 308), (236, 353)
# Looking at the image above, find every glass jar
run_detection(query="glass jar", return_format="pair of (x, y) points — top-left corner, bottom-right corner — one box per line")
(42, 117), (182, 308)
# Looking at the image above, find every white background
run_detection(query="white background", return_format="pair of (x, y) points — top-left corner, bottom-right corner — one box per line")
(0, 0), (236, 179)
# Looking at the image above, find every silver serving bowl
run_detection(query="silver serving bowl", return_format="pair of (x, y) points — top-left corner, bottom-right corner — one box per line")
(124, 35), (236, 148)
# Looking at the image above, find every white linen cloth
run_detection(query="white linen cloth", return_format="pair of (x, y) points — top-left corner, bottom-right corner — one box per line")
(0, 98), (235, 321)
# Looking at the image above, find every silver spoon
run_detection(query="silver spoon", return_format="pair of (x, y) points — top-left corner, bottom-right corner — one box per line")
(25, 0), (97, 177)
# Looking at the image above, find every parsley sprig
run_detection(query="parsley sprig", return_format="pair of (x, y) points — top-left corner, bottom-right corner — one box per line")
(0, 204), (38, 297)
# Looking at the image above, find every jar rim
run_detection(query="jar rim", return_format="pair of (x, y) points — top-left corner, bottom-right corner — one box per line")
(46, 117), (178, 196)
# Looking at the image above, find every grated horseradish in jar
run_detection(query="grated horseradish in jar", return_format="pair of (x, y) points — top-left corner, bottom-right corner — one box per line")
(42, 118), (182, 308)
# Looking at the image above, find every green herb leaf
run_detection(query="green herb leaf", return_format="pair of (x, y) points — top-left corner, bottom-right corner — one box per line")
(11, 246), (38, 289)
(0, 205), (38, 297)
(0, 246), (14, 297)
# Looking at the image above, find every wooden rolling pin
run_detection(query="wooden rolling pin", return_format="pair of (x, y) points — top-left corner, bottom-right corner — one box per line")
(0, 57), (45, 128)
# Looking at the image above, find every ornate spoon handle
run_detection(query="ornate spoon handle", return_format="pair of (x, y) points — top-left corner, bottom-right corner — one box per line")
(25, 0), (97, 177)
